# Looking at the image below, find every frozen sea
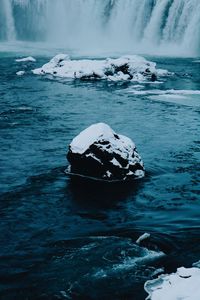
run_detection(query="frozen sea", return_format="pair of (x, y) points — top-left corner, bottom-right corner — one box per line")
(0, 45), (200, 299)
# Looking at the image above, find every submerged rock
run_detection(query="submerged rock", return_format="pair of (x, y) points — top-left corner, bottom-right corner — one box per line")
(67, 123), (145, 181)
(33, 54), (168, 82)
(145, 266), (200, 300)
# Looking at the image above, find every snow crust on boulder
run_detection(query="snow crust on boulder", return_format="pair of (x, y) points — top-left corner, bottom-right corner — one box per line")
(136, 233), (150, 245)
(145, 266), (200, 300)
(33, 54), (167, 82)
(67, 123), (145, 181)
(16, 56), (36, 62)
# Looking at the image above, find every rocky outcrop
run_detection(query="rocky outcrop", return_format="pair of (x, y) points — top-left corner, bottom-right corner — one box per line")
(33, 54), (169, 82)
(66, 123), (145, 181)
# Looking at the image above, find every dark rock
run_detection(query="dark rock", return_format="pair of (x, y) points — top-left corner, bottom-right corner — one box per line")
(67, 123), (145, 181)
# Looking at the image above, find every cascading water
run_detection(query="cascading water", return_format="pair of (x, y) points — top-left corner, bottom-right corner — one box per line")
(0, 0), (200, 56)
(2, 0), (16, 40)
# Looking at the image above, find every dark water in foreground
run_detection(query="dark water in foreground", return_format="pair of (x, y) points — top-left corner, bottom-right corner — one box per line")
(0, 52), (200, 300)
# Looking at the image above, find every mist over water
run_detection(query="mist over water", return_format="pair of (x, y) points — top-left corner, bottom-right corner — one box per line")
(1, 0), (200, 56)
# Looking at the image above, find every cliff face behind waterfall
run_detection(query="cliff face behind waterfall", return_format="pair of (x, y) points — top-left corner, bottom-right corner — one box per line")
(0, 0), (200, 56)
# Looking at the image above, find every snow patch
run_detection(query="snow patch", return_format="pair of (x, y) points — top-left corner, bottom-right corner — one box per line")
(86, 153), (103, 164)
(110, 158), (122, 168)
(70, 123), (120, 155)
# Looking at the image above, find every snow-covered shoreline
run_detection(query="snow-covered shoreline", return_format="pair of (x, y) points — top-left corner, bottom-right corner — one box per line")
(145, 266), (200, 300)
(33, 54), (169, 82)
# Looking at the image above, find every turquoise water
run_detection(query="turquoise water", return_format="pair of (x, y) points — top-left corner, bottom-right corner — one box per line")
(0, 51), (200, 299)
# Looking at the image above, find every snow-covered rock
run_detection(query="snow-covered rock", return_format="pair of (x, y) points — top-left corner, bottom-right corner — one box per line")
(144, 266), (200, 300)
(16, 56), (36, 62)
(16, 70), (25, 76)
(66, 123), (145, 181)
(33, 54), (167, 82)
(136, 233), (150, 245)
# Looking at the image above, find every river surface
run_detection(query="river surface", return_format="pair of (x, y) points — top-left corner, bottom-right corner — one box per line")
(0, 47), (200, 300)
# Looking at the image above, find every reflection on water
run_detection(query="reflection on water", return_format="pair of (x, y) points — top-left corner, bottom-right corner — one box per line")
(68, 175), (145, 209)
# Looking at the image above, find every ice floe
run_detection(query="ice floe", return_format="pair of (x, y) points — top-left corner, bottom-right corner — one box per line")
(145, 266), (200, 300)
(16, 70), (25, 76)
(129, 89), (200, 95)
(15, 56), (36, 62)
(129, 89), (200, 106)
(67, 123), (145, 181)
(33, 54), (169, 82)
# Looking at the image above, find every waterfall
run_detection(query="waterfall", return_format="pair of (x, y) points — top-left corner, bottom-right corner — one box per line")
(1, 0), (200, 56)
(2, 0), (16, 41)
(143, 0), (173, 44)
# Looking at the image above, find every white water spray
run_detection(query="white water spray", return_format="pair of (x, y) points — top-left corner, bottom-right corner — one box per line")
(2, 0), (16, 41)
(1, 0), (200, 56)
